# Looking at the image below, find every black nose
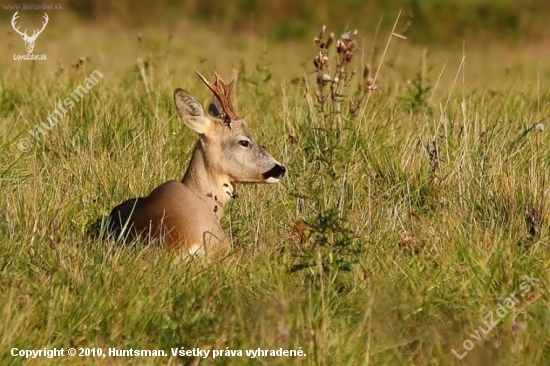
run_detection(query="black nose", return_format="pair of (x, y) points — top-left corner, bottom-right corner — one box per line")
(263, 164), (286, 179)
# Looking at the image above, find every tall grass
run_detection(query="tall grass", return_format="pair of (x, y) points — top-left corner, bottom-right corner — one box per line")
(0, 18), (549, 365)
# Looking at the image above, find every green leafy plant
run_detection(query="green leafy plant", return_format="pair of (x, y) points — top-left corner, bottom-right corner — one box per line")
(404, 71), (432, 113)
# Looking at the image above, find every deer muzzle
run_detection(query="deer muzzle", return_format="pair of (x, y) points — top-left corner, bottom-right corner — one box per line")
(262, 164), (286, 183)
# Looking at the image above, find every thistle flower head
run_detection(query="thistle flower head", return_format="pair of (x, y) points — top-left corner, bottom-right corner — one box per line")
(318, 25), (326, 40)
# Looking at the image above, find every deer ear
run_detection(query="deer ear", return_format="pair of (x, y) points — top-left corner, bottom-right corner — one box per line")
(174, 88), (212, 134)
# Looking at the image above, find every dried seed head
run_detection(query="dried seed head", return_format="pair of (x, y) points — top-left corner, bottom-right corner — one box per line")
(336, 41), (347, 54)
(315, 91), (325, 104)
(326, 33), (335, 48)
(364, 77), (377, 92)
(313, 37), (320, 45)
(313, 58), (320, 69)
(322, 74), (331, 82)
(279, 328), (290, 340)
(313, 53), (326, 70)
(305, 329), (315, 342)
(344, 52), (353, 62)
(363, 63), (371, 79)
(318, 25), (326, 40)
(535, 123), (545, 132)
(349, 101), (357, 116)
(341, 30), (357, 42)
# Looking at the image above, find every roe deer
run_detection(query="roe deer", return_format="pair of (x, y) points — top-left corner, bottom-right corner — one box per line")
(105, 72), (286, 255)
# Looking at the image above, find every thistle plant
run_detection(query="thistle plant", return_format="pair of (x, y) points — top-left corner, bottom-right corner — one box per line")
(289, 26), (379, 278)
(312, 25), (377, 123)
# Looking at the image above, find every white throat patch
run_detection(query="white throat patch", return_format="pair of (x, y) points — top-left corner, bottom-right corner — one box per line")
(222, 182), (236, 199)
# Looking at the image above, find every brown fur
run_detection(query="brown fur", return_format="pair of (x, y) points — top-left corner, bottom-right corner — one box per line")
(104, 73), (285, 255)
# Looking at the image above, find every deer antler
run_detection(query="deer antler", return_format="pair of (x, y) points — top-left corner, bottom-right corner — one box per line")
(196, 72), (239, 121)
(11, 11), (28, 38)
(30, 13), (49, 40)
(11, 11), (48, 41)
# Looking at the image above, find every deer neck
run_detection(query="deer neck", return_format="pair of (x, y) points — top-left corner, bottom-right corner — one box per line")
(181, 141), (235, 219)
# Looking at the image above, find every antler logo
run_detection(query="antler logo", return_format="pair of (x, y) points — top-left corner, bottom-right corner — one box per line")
(11, 11), (49, 54)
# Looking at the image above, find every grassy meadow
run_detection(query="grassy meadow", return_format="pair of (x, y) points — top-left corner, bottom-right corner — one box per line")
(1, 7), (550, 366)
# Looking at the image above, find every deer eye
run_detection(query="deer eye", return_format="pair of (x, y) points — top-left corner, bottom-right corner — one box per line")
(238, 140), (251, 148)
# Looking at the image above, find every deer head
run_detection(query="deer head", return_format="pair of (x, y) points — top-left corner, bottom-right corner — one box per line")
(174, 72), (286, 194)
(11, 11), (49, 54)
